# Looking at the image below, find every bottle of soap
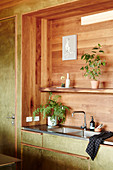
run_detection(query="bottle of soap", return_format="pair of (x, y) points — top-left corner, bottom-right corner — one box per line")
(66, 73), (70, 88)
(90, 116), (95, 131)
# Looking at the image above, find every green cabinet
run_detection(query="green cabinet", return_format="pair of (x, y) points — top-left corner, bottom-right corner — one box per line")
(21, 131), (90, 170)
(42, 149), (90, 170)
(43, 133), (90, 170)
(21, 130), (43, 170)
(90, 145), (113, 170)
(21, 130), (113, 170)
(22, 145), (42, 170)
(21, 130), (43, 147)
(43, 133), (89, 156)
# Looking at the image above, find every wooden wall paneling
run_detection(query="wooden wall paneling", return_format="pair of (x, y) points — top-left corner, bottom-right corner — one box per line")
(44, 2), (113, 20)
(29, 16), (37, 126)
(51, 17), (113, 38)
(51, 93), (113, 131)
(0, 0), (24, 10)
(46, 8), (113, 131)
(22, 16), (31, 126)
(41, 19), (50, 124)
(51, 15), (113, 88)
(27, 0), (113, 20)
(48, 20), (52, 87)
(36, 18), (41, 124)
(22, 16), (41, 126)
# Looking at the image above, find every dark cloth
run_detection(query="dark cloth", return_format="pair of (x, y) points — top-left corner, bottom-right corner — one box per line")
(86, 131), (113, 160)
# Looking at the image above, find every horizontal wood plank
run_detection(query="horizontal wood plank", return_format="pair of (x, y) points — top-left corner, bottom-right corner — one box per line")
(40, 87), (113, 94)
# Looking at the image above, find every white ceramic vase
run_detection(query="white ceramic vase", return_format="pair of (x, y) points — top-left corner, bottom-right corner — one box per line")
(48, 116), (57, 126)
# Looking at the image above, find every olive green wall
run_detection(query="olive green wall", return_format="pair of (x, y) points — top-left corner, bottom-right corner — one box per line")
(0, 17), (15, 156)
(0, 0), (77, 159)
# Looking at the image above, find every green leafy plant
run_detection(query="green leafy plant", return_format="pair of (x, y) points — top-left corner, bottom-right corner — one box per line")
(33, 92), (70, 123)
(80, 44), (106, 80)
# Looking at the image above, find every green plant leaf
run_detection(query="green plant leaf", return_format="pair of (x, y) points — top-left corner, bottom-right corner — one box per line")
(92, 51), (96, 53)
(99, 50), (104, 53)
(80, 44), (105, 80)
(92, 47), (98, 50)
(32, 92), (70, 123)
(84, 73), (88, 77)
(102, 62), (106, 66)
(53, 95), (61, 102)
(80, 67), (84, 70)
(90, 54), (95, 59)
(85, 65), (88, 70)
(98, 43), (101, 47)
(97, 55), (100, 60)
(81, 55), (85, 59)
(49, 92), (52, 100)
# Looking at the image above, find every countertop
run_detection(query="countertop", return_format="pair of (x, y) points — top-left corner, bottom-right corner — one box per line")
(0, 154), (21, 167)
(22, 124), (113, 146)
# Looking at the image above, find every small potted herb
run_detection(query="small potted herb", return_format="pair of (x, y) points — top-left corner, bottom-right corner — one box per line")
(80, 44), (106, 89)
(61, 76), (65, 87)
(33, 92), (70, 126)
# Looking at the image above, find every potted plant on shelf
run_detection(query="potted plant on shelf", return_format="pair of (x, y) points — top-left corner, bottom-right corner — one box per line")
(33, 92), (70, 126)
(61, 76), (65, 87)
(80, 44), (106, 89)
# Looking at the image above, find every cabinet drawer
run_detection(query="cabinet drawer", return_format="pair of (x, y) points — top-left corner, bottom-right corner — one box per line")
(21, 130), (43, 147)
(43, 133), (89, 157)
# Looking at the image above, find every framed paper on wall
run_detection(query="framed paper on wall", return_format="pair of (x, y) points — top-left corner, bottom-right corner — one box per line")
(62, 35), (77, 60)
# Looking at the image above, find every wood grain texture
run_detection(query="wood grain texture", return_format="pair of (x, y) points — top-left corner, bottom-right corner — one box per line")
(40, 87), (113, 94)
(0, 0), (23, 11)
(52, 93), (113, 131)
(26, 0), (113, 20)
(22, 16), (41, 126)
(40, 19), (50, 124)
(22, 0), (113, 131)
(51, 16), (113, 89)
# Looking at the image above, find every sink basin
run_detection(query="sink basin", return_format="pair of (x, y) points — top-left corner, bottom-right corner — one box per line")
(48, 127), (81, 134)
(48, 126), (100, 139)
(72, 130), (100, 138)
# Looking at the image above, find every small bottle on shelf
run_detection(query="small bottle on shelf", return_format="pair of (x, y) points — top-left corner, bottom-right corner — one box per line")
(66, 73), (70, 88)
(90, 116), (95, 131)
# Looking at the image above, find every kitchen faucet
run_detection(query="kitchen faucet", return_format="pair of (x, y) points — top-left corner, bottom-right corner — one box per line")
(72, 111), (87, 130)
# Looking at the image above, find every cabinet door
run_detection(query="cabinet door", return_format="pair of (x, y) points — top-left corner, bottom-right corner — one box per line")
(90, 145), (113, 170)
(21, 145), (42, 170)
(42, 149), (90, 170)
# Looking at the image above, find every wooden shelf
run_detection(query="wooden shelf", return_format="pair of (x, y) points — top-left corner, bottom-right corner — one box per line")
(40, 87), (113, 94)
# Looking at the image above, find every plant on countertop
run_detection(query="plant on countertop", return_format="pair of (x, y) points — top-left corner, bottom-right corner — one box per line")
(80, 44), (106, 80)
(33, 92), (70, 123)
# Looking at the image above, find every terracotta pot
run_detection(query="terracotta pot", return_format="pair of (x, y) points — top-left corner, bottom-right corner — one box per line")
(90, 80), (99, 89)
(48, 116), (57, 126)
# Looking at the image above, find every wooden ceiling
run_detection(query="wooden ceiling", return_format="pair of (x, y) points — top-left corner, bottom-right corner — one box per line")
(0, 0), (113, 14)
(0, 0), (24, 11)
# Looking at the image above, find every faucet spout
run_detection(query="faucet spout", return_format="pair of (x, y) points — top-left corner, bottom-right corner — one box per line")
(72, 111), (87, 130)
